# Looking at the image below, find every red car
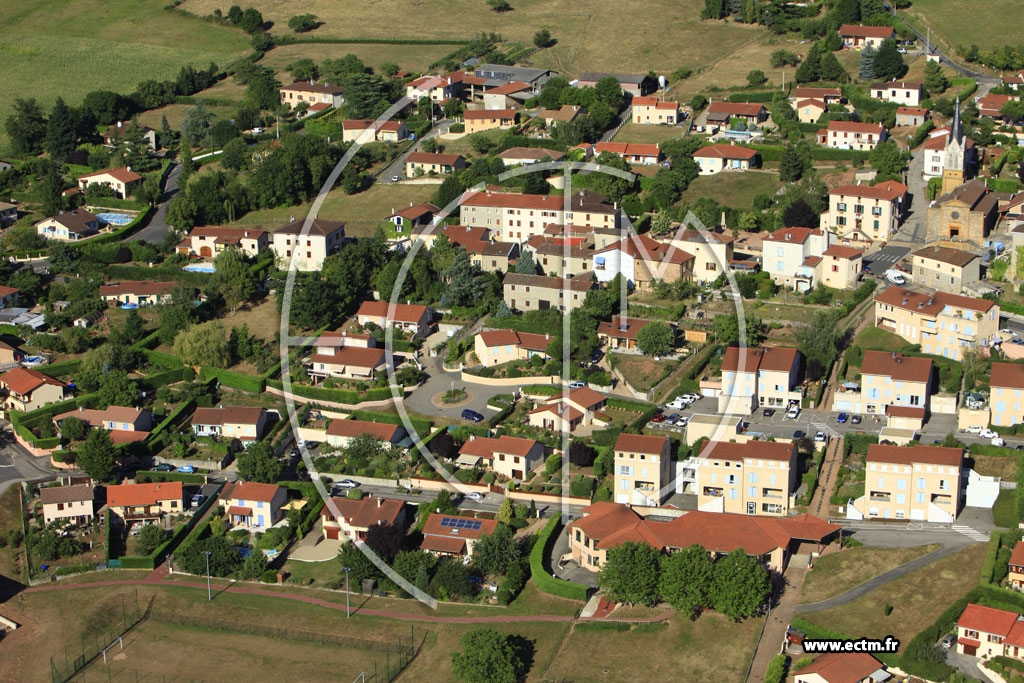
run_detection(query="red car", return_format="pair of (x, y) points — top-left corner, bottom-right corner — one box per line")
(651, 413), (666, 423)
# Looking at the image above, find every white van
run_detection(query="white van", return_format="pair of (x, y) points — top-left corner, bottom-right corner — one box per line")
(884, 269), (906, 285)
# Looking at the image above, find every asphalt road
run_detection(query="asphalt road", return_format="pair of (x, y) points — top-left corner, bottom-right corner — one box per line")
(378, 120), (451, 185)
(0, 427), (55, 496)
(128, 162), (179, 243)
(863, 245), (910, 273)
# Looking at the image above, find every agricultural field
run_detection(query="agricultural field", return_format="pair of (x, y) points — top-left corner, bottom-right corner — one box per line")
(677, 171), (782, 210)
(900, 0), (1024, 53)
(180, 0), (763, 76)
(0, 0), (249, 154)
(672, 37), (808, 97)
(260, 43), (456, 77)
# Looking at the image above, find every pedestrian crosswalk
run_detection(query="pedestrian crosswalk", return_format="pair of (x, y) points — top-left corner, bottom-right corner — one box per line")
(868, 252), (902, 264)
(952, 525), (990, 542)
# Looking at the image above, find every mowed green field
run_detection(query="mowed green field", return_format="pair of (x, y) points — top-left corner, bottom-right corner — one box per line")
(181, 0), (763, 76)
(902, 0), (1024, 51)
(677, 170), (782, 210)
(0, 0), (248, 154)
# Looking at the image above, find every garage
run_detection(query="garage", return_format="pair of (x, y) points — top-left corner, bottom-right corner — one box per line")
(324, 526), (339, 540)
(962, 642), (977, 656)
(200, 246), (212, 257)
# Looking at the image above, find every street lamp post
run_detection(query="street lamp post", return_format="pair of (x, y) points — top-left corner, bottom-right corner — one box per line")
(341, 566), (351, 618)
(201, 551), (212, 601)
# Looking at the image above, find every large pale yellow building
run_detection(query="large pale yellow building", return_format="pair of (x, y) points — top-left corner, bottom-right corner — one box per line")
(910, 245), (981, 295)
(667, 229), (734, 284)
(990, 363), (1024, 428)
(718, 346), (801, 415)
(613, 433), (671, 506)
(819, 245), (864, 290)
(459, 190), (619, 243)
(473, 329), (551, 367)
(271, 218), (345, 271)
(874, 286), (999, 360)
(821, 181), (908, 243)
(832, 350), (932, 416)
(696, 440), (798, 516)
(847, 444), (962, 522)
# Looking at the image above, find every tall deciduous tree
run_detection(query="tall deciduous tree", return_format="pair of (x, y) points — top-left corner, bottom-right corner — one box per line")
(5, 98), (48, 155)
(709, 548), (771, 621)
(597, 541), (662, 606)
(236, 441), (282, 483)
(364, 523), (405, 563)
(472, 524), (520, 575)
(451, 628), (526, 683)
(212, 248), (258, 309)
(77, 428), (117, 482)
(660, 545), (715, 618)
(173, 320), (230, 367)
(635, 321), (674, 356)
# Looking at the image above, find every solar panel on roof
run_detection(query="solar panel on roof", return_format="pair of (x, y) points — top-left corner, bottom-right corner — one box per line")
(439, 516), (482, 531)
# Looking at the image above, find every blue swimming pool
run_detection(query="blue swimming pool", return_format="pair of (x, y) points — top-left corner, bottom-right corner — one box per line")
(95, 212), (134, 225)
(183, 264), (216, 273)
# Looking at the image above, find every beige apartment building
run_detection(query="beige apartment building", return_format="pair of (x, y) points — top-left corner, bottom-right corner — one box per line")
(459, 190), (619, 243)
(696, 440), (799, 516)
(990, 363), (1024, 428)
(869, 80), (923, 107)
(910, 245), (981, 295)
(819, 245), (864, 290)
(821, 121), (887, 151)
(280, 81), (345, 110)
(831, 350), (932, 416)
(271, 218), (345, 271)
(847, 444), (962, 522)
(613, 433), (671, 506)
(631, 97), (680, 125)
(463, 109), (517, 134)
(874, 287), (999, 360)
(458, 435), (544, 481)
(667, 229), (734, 284)
(524, 237), (593, 278)
(822, 181), (908, 243)
(762, 227), (834, 292)
(718, 346), (802, 415)
(502, 272), (596, 313)
(473, 329), (551, 367)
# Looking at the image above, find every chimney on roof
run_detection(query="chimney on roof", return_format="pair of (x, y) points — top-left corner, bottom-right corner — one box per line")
(377, 497), (382, 508)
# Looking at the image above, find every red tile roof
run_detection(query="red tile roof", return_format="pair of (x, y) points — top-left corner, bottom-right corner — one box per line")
(502, 272), (596, 292)
(420, 535), (467, 554)
(421, 513), (498, 540)
(839, 24), (896, 38)
(54, 406), (146, 428)
(107, 481), (183, 508)
(870, 80), (922, 91)
(594, 142), (661, 158)
(98, 280), (176, 297)
(596, 233), (693, 265)
(867, 443), (962, 467)
(190, 226), (267, 240)
(463, 108), (516, 120)
(497, 147), (565, 161)
(312, 346), (386, 369)
(323, 496), (404, 528)
(897, 106), (929, 116)
(459, 435), (538, 459)
(707, 102), (765, 117)
(884, 405), (926, 419)
(226, 505), (252, 517)
(487, 81), (531, 95)
(721, 345), (799, 373)
(357, 300), (429, 324)
(992, 363), (1024, 390)
(343, 119), (405, 132)
(860, 350), (933, 382)
(693, 144), (758, 160)
(1010, 542), (1024, 569)
(40, 484), (94, 505)
(406, 152), (464, 165)
(698, 440), (796, 463)
(830, 181), (908, 201)
(462, 191), (564, 211)
(826, 120), (886, 134)
(326, 419), (403, 442)
(79, 166), (142, 184)
(390, 202), (439, 220)
(793, 87), (842, 98)
(633, 97), (678, 110)
(1, 367), (64, 396)
(958, 603), (1020, 635)
(226, 482), (282, 503)
(191, 406), (265, 427)
(284, 81), (345, 95)
(763, 227), (819, 244)
(274, 218), (345, 236)
(874, 286), (994, 315)
(793, 653), (885, 683)
(823, 245), (864, 259)
(796, 98), (827, 110)
(477, 328), (552, 350)
(596, 316), (655, 341)
(614, 433), (667, 455)
(553, 386), (607, 410)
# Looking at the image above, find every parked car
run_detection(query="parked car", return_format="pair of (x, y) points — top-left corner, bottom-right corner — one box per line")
(667, 397), (686, 409)
(391, 175), (401, 182)
(762, 408), (775, 417)
(980, 428), (998, 439)
(793, 430), (805, 439)
(1001, 328), (1019, 337)
(966, 424), (982, 434)
(993, 437), (1006, 447)
(815, 431), (827, 442)
(676, 415), (691, 427)
(333, 479), (360, 489)
(191, 494), (204, 508)
(786, 406), (800, 420)
(940, 634), (956, 650)
(884, 269), (906, 285)
(836, 413), (849, 424)
(461, 409), (485, 423)
(568, 381), (587, 389)
(851, 415), (862, 425)
(665, 414), (679, 425)
(152, 463), (174, 472)
(466, 492), (484, 502)
(176, 465), (195, 473)
(650, 413), (666, 423)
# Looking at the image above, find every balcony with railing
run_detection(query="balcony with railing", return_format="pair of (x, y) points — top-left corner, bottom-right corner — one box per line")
(703, 487), (723, 498)
(869, 490), (891, 502)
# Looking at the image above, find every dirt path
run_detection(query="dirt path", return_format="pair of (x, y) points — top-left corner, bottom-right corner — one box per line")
(745, 557), (810, 683)
(809, 436), (844, 520)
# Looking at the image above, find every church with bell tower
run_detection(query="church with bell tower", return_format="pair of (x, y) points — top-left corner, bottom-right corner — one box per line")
(941, 98), (966, 195)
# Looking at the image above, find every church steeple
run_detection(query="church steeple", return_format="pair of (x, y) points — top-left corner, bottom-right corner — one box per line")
(951, 96), (963, 144)
(942, 97), (966, 194)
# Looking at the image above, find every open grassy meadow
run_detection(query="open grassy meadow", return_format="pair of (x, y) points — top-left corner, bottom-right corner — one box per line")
(181, 0), (763, 76)
(901, 0), (1024, 53)
(800, 544), (941, 604)
(260, 43), (457, 77)
(677, 171), (782, 210)
(0, 0), (249, 154)
(612, 122), (688, 145)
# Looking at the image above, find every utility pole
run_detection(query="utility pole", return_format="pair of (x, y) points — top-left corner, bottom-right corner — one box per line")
(341, 566), (352, 617)
(201, 551), (212, 601)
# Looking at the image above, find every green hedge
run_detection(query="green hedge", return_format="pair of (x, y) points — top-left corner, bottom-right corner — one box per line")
(131, 330), (162, 350)
(274, 35), (469, 46)
(148, 399), (195, 443)
(726, 91), (775, 103)
(522, 384), (561, 396)
(982, 533), (1002, 584)
(137, 366), (195, 390)
(488, 402), (514, 428)
(530, 513), (590, 602)
(39, 358), (82, 378)
(143, 348), (184, 368)
(348, 409), (432, 437)
(266, 379), (394, 405)
(200, 366), (266, 393)
(135, 470), (206, 485)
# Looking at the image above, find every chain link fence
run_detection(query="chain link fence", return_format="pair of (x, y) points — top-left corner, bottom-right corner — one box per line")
(50, 591), (149, 683)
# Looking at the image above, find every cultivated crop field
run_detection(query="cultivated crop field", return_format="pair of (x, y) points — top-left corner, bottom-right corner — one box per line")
(901, 0), (1024, 52)
(180, 0), (763, 75)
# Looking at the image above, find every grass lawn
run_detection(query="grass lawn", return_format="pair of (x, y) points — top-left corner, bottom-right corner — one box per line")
(612, 123), (688, 145)
(610, 353), (679, 392)
(677, 171), (782, 210)
(970, 454), (1019, 481)
(543, 612), (760, 682)
(182, 0), (763, 76)
(803, 543), (987, 647)
(673, 36), (807, 97)
(800, 544), (941, 604)
(901, 0), (1024, 53)
(748, 301), (821, 326)
(0, 487), (25, 581)
(260, 43), (456, 78)
(0, 0), (249, 154)
(282, 557), (341, 587)
(993, 489), (1018, 529)
(218, 297), (280, 342)
(136, 101), (240, 132)
(233, 183), (438, 237)
(853, 325), (908, 352)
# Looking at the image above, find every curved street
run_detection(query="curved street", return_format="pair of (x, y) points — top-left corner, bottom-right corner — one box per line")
(128, 162), (180, 243)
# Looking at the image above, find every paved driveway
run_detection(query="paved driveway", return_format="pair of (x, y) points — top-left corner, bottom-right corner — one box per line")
(128, 162), (179, 243)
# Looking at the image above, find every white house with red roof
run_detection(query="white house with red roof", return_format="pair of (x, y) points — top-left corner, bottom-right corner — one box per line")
(705, 102), (767, 126)
(99, 280), (176, 307)
(321, 496), (407, 541)
(325, 419), (406, 449)
(190, 406), (267, 444)
(1, 367), (67, 412)
(356, 300), (433, 337)
(405, 75), (458, 102)
(182, 226), (268, 259)
(596, 316), (658, 351)
(457, 434), (544, 480)
(631, 97), (679, 125)
(895, 106), (929, 127)
(594, 142), (661, 165)
(341, 119), (409, 143)
(957, 604), (1024, 659)
(77, 167), (142, 199)
(459, 189), (620, 242)
(593, 233), (694, 291)
(527, 386), (609, 432)
(107, 481), (184, 522)
(820, 244), (865, 290)
(718, 346), (802, 414)
(762, 227), (834, 291)
(839, 24), (896, 49)
(820, 120), (887, 151)
(692, 144), (758, 175)
(53, 406), (152, 445)
(870, 80), (923, 107)
(223, 482), (287, 531)
(822, 180), (909, 243)
(473, 328), (552, 367)
(308, 345), (391, 381)
(387, 202), (439, 235)
(794, 653), (890, 683)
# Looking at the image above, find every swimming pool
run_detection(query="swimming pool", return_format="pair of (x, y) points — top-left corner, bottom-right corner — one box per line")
(94, 212), (134, 225)
(183, 264), (216, 273)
